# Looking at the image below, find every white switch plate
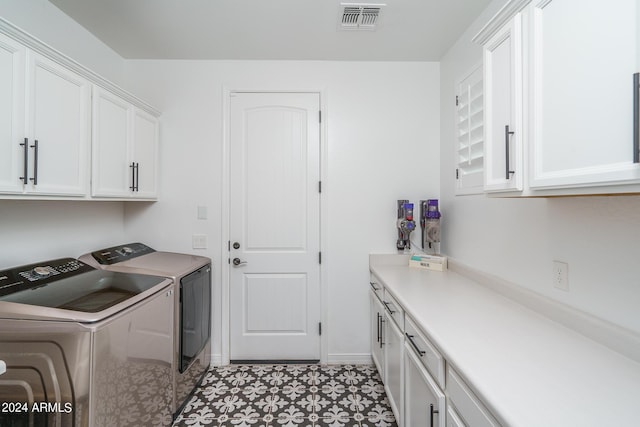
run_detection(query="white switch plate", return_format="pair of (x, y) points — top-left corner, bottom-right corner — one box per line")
(552, 261), (569, 291)
(192, 234), (207, 249)
(197, 206), (207, 220)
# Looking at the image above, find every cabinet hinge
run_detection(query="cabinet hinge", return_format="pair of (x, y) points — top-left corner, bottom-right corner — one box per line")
(319, 252), (322, 264)
(318, 322), (322, 336)
(318, 181), (322, 193)
(455, 95), (459, 106)
(228, 240), (230, 251)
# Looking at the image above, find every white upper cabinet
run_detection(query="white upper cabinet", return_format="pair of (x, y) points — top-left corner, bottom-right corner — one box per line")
(475, 0), (640, 196)
(92, 86), (131, 197)
(0, 33), (25, 194)
(25, 51), (91, 196)
(92, 87), (159, 199)
(131, 108), (159, 199)
(0, 18), (160, 200)
(483, 12), (524, 193)
(529, 0), (640, 190)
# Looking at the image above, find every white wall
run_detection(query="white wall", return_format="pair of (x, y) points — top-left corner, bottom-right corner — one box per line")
(0, 201), (126, 269)
(0, 0), (125, 86)
(440, 0), (640, 334)
(122, 60), (441, 361)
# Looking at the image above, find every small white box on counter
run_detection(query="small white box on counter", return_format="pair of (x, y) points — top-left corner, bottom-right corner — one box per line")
(409, 254), (447, 271)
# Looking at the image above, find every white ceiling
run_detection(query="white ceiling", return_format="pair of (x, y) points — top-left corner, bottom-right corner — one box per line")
(48, 0), (492, 61)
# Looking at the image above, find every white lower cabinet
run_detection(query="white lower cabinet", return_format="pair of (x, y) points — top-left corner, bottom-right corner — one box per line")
(404, 343), (446, 427)
(370, 278), (502, 427)
(369, 288), (385, 377)
(383, 302), (404, 426)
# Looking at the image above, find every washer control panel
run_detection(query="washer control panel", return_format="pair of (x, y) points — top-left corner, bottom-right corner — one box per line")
(90, 242), (155, 265)
(0, 258), (94, 297)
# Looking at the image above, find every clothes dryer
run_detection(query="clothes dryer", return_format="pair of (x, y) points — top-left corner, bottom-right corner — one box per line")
(79, 243), (211, 417)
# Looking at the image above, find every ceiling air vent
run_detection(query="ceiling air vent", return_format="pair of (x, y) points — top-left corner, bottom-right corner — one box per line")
(339, 3), (385, 31)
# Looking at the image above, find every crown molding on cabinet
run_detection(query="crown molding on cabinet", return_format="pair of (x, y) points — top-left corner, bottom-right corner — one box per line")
(0, 17), (161, 118)
(472, 0), (532, 45)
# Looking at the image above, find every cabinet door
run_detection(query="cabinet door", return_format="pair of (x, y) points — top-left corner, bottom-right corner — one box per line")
(131, 108), (158, 199)
(384, 310), (403, 426)
(404, 344), (445, 427)
(529, 0), (640, 189)
(0, 33), (25, 194)
(26, 52), (90, 196)
(370, 290), (384, 377)
(483, 13), (524, 192)
(91, 86), (132, 197)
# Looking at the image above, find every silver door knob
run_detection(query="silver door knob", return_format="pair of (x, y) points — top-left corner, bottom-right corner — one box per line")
(232, 258), (247, 266)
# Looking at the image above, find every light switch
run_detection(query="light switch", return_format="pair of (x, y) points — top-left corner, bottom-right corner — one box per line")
(197, 206), (208, 220)
(192, 234), (207, 249)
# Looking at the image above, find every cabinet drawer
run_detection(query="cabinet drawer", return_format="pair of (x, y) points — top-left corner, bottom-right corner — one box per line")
(405, 315), (445, 389)
(369, 274), (383, 301)
(382, 289), (403, 330)
(447, 367), (500, 427)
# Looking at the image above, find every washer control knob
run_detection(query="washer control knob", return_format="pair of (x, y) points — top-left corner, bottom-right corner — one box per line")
(32, 266), (51, 277)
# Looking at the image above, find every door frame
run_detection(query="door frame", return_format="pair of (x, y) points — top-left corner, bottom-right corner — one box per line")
(221, 87), (329, 365)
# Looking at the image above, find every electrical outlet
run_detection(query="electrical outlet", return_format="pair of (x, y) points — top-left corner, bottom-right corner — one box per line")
(192, 234), (207, 249)
(552, 261), (569, 291)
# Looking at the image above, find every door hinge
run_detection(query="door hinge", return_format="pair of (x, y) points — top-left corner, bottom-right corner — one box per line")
(319, 111), (322, 123)
(318, 181), (322, 193)
(455, 95), (459, 106)
(319, 322), (322, 336)
(456, 168), (459, 179)
(319, 252), (322, 264)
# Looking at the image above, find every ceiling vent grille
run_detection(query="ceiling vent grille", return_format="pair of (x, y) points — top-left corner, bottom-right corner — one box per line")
(339, 3), (385, 30)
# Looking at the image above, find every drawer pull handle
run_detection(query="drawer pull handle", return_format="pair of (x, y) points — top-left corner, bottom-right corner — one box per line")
(370, 281), (381, 291)
(383, 301), (396, 314)
(406, 333), (426, 356)
(634, 72), (639, 163)
(19, 138), (28, 184)
(430, 403), (439, 427)
(505, 125), (515, 180)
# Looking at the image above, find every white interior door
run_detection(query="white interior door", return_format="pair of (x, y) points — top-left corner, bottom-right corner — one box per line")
(229, 92), (321, 361)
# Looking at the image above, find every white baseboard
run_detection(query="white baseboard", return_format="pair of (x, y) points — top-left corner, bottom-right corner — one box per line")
(210, 353), (224, 367)
(326, 353), (373, 365)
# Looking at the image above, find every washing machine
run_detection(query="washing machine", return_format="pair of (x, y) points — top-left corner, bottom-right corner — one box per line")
(79, 243), (211, 417)
(0, 257), (174, 426)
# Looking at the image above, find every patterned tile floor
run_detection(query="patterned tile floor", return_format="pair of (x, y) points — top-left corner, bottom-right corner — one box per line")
(172, 364), (398, 427)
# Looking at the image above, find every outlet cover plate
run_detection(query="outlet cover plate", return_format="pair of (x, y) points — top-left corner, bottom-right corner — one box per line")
(553, 261), (569, 291)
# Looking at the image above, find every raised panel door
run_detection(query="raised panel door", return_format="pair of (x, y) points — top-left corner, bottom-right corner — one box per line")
(529, 0), (640, 189)
(91, 86), (131, 197)
(370, 290), (384, 377)
(26, 51), (90, 196)
(131, 108), (158, 199)
(0, 33), (25, 194)
(229, 92), (321, 360)
(483, 13), (524, 192)
(384, 310), (403, 426)
(404, 343), (446, 427)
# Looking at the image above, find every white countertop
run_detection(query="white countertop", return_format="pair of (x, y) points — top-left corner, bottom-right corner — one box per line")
(370, 256), (640, 427)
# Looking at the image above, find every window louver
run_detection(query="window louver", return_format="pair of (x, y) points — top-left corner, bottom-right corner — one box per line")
(455, 65), (484, 194)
